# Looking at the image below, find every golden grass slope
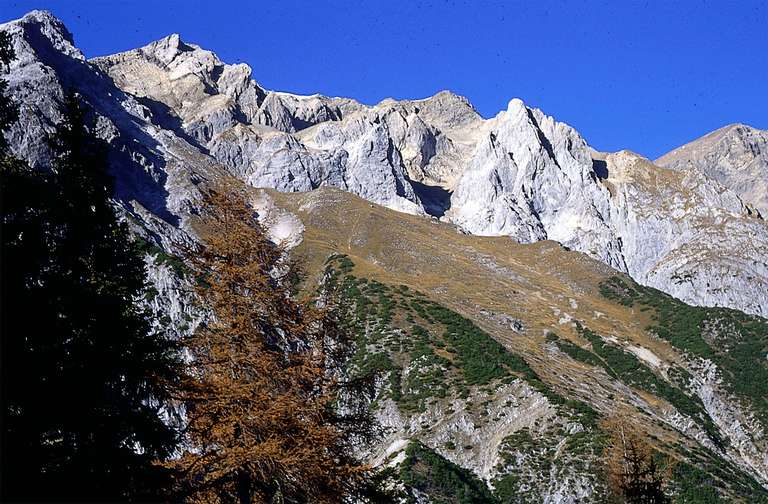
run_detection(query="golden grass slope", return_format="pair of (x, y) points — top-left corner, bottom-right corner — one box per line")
(269, 187), (697, 424)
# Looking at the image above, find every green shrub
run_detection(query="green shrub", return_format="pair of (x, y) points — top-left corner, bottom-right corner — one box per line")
(399, 442), (498, 503)
(601, 276), (768, 428)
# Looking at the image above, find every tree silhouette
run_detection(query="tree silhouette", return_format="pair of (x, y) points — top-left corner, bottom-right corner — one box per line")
(602, 415), (672, 503)
(1, 87), (181, 500)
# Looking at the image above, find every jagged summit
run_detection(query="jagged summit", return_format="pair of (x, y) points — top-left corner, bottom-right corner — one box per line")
(15, 10), (74, 42)
(144, 33), (191, 64)
(2, 9), (768, 319)
(2, 10), (82, 62)
(658, 123), (762, 159)
(379, 90), (482, 134)
(657, 123), (768, 216)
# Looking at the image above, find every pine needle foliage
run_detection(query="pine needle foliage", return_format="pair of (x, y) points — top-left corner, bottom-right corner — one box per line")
(1, 85), (181, 501)
(601, 415), (672, 504)
(171, 183), (387, 504)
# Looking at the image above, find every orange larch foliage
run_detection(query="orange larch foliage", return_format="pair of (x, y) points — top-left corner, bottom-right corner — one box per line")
(602, 415), (672, 504)
(169, 183), (383, 504)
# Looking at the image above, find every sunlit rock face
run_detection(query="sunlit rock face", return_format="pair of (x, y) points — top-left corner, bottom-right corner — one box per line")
(4, 11), (768, 500)
(2, 10), (767, 318)
(657, 123), (768, 217)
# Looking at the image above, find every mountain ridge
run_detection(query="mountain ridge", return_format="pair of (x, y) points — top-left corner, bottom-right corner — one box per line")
(656, 122), (768, 217)
(3, 10), (768, 502)
(3, 11), (767, 318)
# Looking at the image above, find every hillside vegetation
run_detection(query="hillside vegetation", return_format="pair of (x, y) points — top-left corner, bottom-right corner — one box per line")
(289, 191), (768, 503)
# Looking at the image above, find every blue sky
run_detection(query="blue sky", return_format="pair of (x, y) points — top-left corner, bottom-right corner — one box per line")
(3, 0), (767, 159)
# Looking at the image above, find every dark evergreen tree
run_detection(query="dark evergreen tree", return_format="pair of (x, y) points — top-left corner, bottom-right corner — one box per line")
(1, 31), (181, 499)
(602, 416), (672, 504)
(0, 32), (16, 155)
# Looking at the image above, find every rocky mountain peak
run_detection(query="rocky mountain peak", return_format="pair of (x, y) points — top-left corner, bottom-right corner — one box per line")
(505, 97), (526, 115)
(96, 31), (257, 96)
(143, 33), (190, 65)
(17, 10), (75, 45)
(134, 31), (248, 90)
(367, 91), (482, 139)
(2, 10), (83, 64)
(712, 122), (760, 139)
(2, 10), (768, 319)
(656, 123), (768, 216)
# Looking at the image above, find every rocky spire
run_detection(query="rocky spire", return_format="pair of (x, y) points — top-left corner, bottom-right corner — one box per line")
(2, 10), (768, 318)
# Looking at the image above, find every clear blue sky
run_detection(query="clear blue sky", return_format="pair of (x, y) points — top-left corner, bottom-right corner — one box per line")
(3, 0), (767, 159)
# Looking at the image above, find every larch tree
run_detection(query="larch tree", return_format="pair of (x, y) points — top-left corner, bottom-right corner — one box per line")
(602, 415), (672, 504)
(171, 183), (387, 504)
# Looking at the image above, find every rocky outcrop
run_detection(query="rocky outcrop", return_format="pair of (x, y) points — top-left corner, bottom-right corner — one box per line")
(4, 11), (768, 500)
(656, 123), (768, 217)
(446, 102), (767, 317)
(91, 34), (427, 214)
(602, 151), (768, 318)
(2, 10), (767, 318)
(447, 99), (624, 267)
(0, 10), (226, 227)
(684, 356), (768, 485)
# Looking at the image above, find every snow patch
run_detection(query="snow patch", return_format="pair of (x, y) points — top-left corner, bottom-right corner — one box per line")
(627, 345), (662, 368)
(250, 192), (304, 249)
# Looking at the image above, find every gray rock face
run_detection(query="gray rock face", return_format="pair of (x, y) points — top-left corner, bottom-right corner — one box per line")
(2, 10), (767, 320)
(656, 124), (768, 217)
(447, 99), (624, 269)
(91, 35), (426, 214)
(3, 12), (768, 498)
(371, 378), (601, 503)
(446, 104), (767, 317)
(0, 10), (226, 227)
(602, 151), (768, 318)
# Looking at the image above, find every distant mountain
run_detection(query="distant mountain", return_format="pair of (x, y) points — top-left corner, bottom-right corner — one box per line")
(657, 123), (768, 217)
(3, 11), (766, 318)
(3, 10), (768, 502)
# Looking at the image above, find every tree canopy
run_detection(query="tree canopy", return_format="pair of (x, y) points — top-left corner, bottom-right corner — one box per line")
(1, 52), (181, 500)
(169, 184), (387, 504)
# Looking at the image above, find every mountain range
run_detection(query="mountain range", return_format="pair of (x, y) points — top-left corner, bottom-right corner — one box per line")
(3, 10), (768, 502)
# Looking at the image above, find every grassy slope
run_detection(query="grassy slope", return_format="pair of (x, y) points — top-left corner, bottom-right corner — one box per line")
(264, 187), (767, 502)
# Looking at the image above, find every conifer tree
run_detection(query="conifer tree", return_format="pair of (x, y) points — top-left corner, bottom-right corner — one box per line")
(0, 32), (16, 155)
(602, 416), (672, 504)
(172, 184), (386, 504)
(1, 81), (181, 501)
